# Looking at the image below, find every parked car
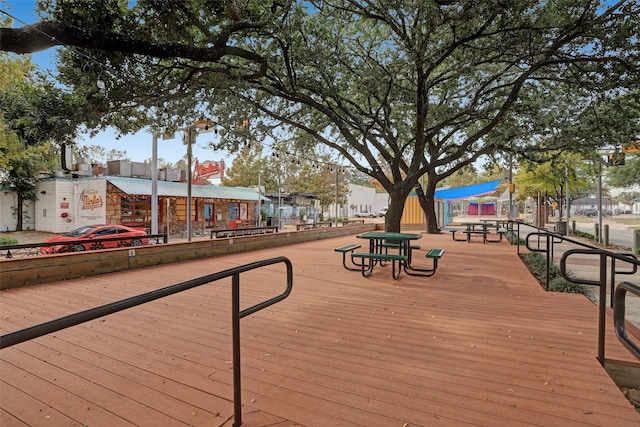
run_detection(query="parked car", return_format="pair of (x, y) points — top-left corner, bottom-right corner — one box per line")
(377, 207), (388, 217)
(354, 210), (375, 218)
(581, 209), (612, 217)
(40, 224), (148, 254)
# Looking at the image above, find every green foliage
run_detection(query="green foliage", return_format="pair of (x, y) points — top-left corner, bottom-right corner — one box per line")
(521, 251), (590, 296)
(606, 155), (640, 188)
(5, 1), (639, 235)
(77, 145), (130, 165)
(573, 230), (597, 241)
(221, 143), (350, 208)
(0, 52), (80, 230)
(0, 237), (18, 246)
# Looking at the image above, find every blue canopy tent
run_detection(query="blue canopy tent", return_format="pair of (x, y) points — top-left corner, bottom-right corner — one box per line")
(435, 179), (502, 200)
(435, 179), (502, 221)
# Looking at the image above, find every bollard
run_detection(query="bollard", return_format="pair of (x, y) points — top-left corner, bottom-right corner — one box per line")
(635, 229), (640, 254)
(572, 220), (576, 234)
(603, 224), (609, 246)
(594, 223), (599, 242)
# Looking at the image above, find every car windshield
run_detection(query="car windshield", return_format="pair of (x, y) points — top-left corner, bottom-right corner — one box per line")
(62, 226), (98, 237)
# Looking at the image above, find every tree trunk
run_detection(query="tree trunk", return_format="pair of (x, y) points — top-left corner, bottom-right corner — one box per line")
(16, 192), (23, 232)
(384, 194), (407, 233)
(415, 171), (440, 234)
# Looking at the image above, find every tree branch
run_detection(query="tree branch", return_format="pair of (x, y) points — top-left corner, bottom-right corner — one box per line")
(0, 21), (267, 78)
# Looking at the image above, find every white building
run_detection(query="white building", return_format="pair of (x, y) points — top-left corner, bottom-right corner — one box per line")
(324, 184), (388, 218)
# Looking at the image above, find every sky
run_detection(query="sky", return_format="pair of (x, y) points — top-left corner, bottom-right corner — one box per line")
(1, 0), (232, 166)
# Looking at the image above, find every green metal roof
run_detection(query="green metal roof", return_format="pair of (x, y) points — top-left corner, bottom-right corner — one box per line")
(106, 176), (270, 201)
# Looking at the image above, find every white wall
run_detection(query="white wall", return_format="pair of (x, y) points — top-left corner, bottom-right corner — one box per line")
(373, 192), (389, 213)
(0, 190), (35, 232)
(348, 184), (376, 215)
(35, 178), (107, 233)
(324, 184), (391, 218)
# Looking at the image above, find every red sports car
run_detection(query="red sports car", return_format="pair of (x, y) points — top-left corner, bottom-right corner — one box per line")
(40, 224), (148, 254)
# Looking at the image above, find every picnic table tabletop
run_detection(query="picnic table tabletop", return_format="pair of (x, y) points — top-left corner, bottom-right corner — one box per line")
(356, 231), (422, 240)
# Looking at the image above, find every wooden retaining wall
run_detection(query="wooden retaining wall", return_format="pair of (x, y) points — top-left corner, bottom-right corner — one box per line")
(0, 224), (374, 289)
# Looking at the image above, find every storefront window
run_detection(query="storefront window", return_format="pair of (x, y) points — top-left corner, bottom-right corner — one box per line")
(121, 197), (150, 225)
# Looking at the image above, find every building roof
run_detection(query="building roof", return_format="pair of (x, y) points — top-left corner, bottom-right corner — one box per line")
(106, 176), (270, 202)
(434, 179), (502, 200)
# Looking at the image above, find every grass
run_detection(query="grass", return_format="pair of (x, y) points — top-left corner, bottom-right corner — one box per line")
(0, 237), (18, 246)
(554, 215), (640, 228)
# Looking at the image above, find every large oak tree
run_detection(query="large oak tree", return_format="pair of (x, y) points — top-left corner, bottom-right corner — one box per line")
(2, 0), (638, 232)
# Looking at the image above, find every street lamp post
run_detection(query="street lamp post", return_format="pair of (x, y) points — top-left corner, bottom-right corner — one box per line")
(597, 160), (603, 243)
(151, 133), (159, 235)
(184, 119), (215, 241)
(278, 180), (283, 230)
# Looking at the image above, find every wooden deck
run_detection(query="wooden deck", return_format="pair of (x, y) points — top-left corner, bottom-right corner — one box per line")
(1, 232), (639, 426)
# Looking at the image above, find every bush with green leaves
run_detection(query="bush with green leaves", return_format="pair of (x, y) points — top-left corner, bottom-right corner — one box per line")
(0, 237), (18, 246)
(521, 251), (590, 296)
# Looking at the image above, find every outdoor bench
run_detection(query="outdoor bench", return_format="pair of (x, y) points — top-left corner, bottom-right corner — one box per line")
(444, 227), (468, 242)
(425, 248), (445, 259)
(351, 252), (406, 279)
(485, 228), (507, 243)
(334, 244), (362, 271)
(401, 248), (445, 277)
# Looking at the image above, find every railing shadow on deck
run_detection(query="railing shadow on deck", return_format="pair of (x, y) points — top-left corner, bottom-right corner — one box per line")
(0, 256), (293, 427)
(509, 221), (639, 366)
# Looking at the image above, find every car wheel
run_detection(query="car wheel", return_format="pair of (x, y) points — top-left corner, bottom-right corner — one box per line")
(71, 244), (86, 252)
(130, 239), (143, 246)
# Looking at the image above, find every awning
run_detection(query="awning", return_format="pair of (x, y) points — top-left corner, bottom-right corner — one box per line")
(435, 179), (502, 201)
(106, 176), (270, 201)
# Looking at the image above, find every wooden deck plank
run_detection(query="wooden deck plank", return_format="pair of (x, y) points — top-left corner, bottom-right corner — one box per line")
(1, 233), (639, 426)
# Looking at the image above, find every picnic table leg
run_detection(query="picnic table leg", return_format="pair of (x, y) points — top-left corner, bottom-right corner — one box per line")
(392, 259), (401, 279)
(342, 253), (361, 271)
(360, 257), (375, 277)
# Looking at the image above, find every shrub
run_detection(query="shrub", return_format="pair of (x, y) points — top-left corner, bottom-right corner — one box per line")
(521, 251), (590, 296)
(0, 237), (18, 246)
(573, 230), (595, 240)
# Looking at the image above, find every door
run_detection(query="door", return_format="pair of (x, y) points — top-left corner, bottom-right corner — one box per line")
(204, 203), (214, 229)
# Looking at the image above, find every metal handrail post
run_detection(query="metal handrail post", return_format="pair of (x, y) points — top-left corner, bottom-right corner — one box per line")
(597, 252), (607, 364)
(232, 273), (242, 427)
(545, 233), (551, 291)
(610, 258), (616, 309)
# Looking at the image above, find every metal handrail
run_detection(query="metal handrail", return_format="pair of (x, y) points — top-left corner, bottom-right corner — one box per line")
(523, 231), (564, 290)
(614, 282), (640, 360)
(560, 249), (639, 364)
(1, 233), (169, 259)
(0, 256), (293, 427)
(513, 222), (640, 365)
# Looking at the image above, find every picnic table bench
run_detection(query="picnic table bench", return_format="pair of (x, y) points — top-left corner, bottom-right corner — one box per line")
(210, 226), (278, 239)
(444, 223), (507, 243)
(351, 252), (406, 279)
(334, 243), (362, 271)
